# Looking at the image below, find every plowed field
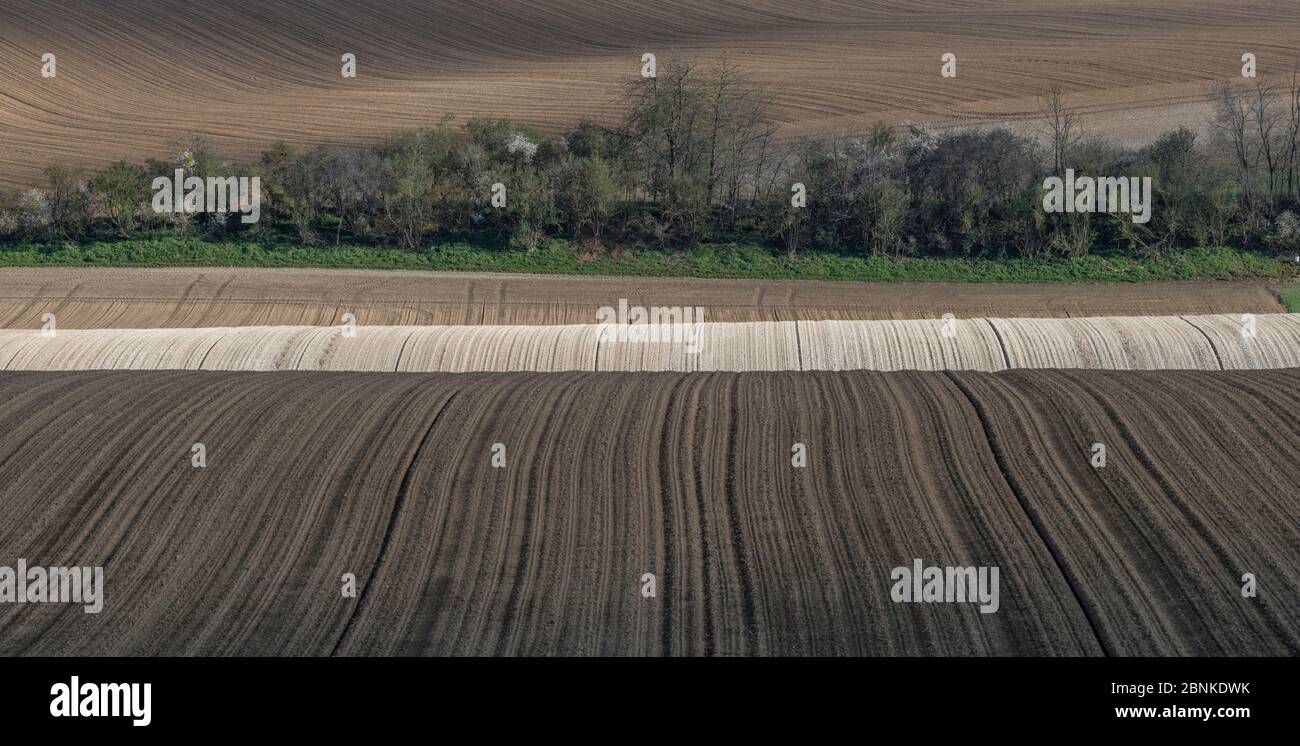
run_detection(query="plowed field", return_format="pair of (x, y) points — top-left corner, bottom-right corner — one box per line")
(0, 268), (1283, 328)
(1, 369), (1294, 656)
(2, 1), (1296, 187)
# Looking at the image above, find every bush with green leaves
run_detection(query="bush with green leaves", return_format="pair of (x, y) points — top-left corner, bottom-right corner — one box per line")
(88, 161), (149, 237)
(557, 155), (618, 240)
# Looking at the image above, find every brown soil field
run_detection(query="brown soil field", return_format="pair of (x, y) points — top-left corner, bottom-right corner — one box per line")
(3, 314), (1297, 372)
(0, 368), (1294, 656)
(3, 1), (1296, 188)
(0, 268), (1284, 328)
(954, 369), (1300, 656)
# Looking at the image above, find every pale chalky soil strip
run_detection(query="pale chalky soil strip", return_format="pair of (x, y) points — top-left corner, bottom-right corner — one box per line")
(1, 314), (1296, 372)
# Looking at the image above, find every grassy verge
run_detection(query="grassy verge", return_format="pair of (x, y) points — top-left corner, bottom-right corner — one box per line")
(1279, 283), (1300, 312)
(0, 237), (1295, 284)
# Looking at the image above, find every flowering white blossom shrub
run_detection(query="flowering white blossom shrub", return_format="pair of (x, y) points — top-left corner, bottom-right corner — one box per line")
(18, 189), (51, 233)
(506, 133), (538, 162)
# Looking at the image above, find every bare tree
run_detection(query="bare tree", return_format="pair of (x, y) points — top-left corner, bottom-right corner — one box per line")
(622, 58), (706, 203)
(1212, 80), (1256, 205)
(697, 59), (776, 229)
(1249, 79), (1284, 206)
(717, 68), (776, 230)
(622, 58), (779, 242)
(703, 60), (737, 204)
(1285, 68), (1300, 196)
(1039, 84), (1082, 174)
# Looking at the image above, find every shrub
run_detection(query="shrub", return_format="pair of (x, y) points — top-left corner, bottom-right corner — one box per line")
(89, 161), (149, 236)
(0, 191), (18, 238)
(43, 165), (91, 238)
(1265, 211), (1300, 255)
(18, 189), (53, 238)
(557, 156), (618, 240)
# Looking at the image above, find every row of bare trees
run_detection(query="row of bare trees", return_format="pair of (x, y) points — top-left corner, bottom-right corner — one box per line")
(1212, 75), (1300, 213)
(620, 59), (781, 243)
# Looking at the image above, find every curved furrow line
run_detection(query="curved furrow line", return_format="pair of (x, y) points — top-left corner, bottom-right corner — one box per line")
(1065, 371), (1299, 653)
(492, 374), (580, 655)
(943, 370), (1112, 655)
(958, 369), (1300, 655)
(331, 386), (462, 656)
(654, 375), (687, 656)
(722, 374), (761, 653)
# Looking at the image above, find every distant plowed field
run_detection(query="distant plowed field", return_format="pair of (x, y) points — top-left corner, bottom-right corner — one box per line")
(2, 0), (1296, 187)
(4, 314), (1298, 372)
(1, 369), (1294, 656)
(0, 268), (1283, 328)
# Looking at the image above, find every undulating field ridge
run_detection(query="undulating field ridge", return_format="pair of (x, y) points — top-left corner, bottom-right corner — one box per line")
(0, 369), (1294, 656)
(2, 314), (1296, 372)
(2, 1), (1297, 187)
(0, 268), (1284, 328)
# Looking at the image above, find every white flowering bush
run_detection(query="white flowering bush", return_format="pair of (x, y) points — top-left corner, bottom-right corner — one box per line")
(506, 133), (538, 162)
(1265, 211), (1300, 254)
(18, 189), (51, 234)
(0, 200), (16, 237)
